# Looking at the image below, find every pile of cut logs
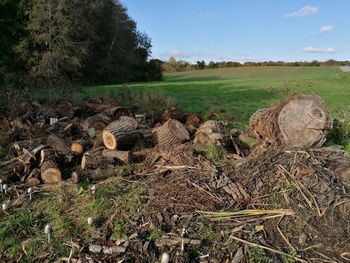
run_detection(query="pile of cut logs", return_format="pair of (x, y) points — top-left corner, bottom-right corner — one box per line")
(0, 93), (334, 185)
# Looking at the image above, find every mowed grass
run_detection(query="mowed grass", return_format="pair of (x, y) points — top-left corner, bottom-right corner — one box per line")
(40, 66), (350, 128)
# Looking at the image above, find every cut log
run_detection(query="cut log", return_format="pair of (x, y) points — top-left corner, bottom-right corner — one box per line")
(88, 146), (105, 156)
(102, 117), (139, 150)
(27, 177), (41, 187)
(193, 120), (224, 146)
(54, 99), (74, 118)
(71, 167), (116, 184)
(117, 116), (138, 128)
(249, 93), (332, 148)
(26, 168), (41, 186)
(47, 134), (70, 152)
(198, 120), (224, 134)
(86, 98), (119, 113)
(83, 113), (111, 131)
(41, 160), (62, 184)
(93, 131), (104, 149)
(71, 139), (93, 155)
(102, 149), (132, 164)
(40, 148), (56, 166)
(81, 153), (115, 170)
(103, 106), (135, 120)
(155, 119), (190, 148)
(184, 112), (201, 128)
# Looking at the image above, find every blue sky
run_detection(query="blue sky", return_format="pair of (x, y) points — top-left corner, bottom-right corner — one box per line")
(122, 0), (350, 62)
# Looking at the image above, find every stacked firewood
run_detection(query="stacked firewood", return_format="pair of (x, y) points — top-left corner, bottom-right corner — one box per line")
(0, 98), (207, 185)
(0, 93), (336, 185)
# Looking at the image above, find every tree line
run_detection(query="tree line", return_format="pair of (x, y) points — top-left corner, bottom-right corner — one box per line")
(0, 0), (163, 88)
(162, 57), (350, 73)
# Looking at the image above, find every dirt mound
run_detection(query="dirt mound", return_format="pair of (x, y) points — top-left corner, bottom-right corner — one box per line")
(223, 147), (350, 262)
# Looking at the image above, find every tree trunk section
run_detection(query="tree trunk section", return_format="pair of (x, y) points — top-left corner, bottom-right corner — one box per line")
(71, 167), (116, 184)
(92, 131), (104, 149)
(102, 149), (132, 164)
(41, 160), (62, 184)
(249, 93), (332, 148)
(193, 120), (224, 146)
(81, 153), (116, 170)
(102, 117), (139, 150)
(155, 119), (190, 148)
(71, 139), (93, 155)
(83, 113), (111, 131)
(40, 148), (56, 166)
(47, 134), (70, 152)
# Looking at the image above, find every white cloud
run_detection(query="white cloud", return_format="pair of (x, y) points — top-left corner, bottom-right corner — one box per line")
(285, 5), (318, 17)
(303, 46), (336, 54)
(320, 25), (334, 33)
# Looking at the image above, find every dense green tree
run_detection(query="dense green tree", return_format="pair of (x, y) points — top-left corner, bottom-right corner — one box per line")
(17, 0), (87, 85)
(14, 0), (161, 86)
(196, 60), (206, 70)
(0, 0), (28, 77)
(73, 0), (159, 84)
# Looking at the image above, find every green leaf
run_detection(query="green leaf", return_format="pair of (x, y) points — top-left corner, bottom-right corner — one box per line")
(88, 128), (96, 138)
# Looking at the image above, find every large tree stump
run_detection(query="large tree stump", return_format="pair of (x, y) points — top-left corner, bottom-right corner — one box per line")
(155, 119), (190, 148)
(249, 93), (332, 148)
(102, 117), (139, 150)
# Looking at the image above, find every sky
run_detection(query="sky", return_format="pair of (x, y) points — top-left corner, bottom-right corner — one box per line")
(121, 0), (350, 63)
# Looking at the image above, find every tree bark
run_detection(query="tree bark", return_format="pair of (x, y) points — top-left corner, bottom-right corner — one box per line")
(155, 119), (190, 148)
(71, 167), (116, 184)
(40, 148), (56, 165)
(81, 153), (116, 170)
(102, 117), (139, 150)
(92, 131), (104, 149)
(249, 93), (332, 149)
(193, 120), (224, 146)
(83, 113), (111, 131)
(47, 134), (70, 152)
(26, 168), (41, 186)
(102, 149), (132, 164)
(103, 106), (135, 119)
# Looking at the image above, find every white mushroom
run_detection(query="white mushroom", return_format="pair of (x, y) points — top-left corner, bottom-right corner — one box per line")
(2, 202), (9, 211)
(27, 187), (33, 200)
(2, 184), (8, 195)
(91, 184), (97, 196)
(44, 224), (52, 243)
(87, 217), (93, 226)
(161, 252), (170, 263)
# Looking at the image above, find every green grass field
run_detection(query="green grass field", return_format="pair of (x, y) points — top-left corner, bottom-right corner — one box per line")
(67, 66), (350, 128)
